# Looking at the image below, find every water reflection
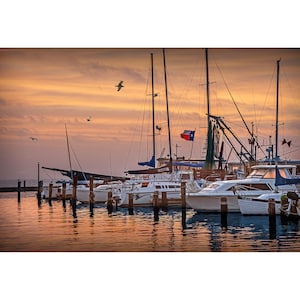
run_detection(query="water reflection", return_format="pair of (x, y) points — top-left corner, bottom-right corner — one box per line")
(186, 212), (299, 251)
(0, 194), (299, 252)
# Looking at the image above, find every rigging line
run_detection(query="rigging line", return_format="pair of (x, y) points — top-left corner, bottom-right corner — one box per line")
(65, 123), (73, 179)
(257, 63), (277, 127)
(70, 143), (87, 181)
(215, 63), (253, 138)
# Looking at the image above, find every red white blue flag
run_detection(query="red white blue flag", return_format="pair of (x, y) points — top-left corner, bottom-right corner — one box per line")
(180, 130), (195, 141)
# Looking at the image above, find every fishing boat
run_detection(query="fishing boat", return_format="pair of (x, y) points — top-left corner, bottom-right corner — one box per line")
(186, 164), (298, 212)
(238, 166), (300, 216)
(187, 58), (300, 213)
(238, 59), (300, 217)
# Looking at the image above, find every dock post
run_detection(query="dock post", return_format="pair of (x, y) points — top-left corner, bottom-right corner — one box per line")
(48, 183), (53, 206)
(62, 182), (67, 210)
(71, 176), (78, 218)
(37, 180), (43, 206)
(115, 196), (119, 210)
(89, 177), (94, 217)
(268, 198), (276, 239)
(153, 191), (159, 222)
(268, 198), (276, 216)
(17, 180), (21, 203)
(181, 182), (186, 230)
(128, 193), (134, 215)
(107, 191), (113, 214)
(220, 197), (228, 229)
(162, 191), (168, 212)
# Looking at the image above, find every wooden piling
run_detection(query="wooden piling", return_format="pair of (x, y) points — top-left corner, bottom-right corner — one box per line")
(89, 177), (94, 217)
(181, 182), (186, 209)
(37, 180), (43, 206)
(17, 180), (21, 203)
(48, 183), (53, 206)
(71, 176), (78, 218)
(220, 197), (228, 229)
(162, 191), (168, 211)
(62, 182), (66, 209)
(268, 198), (276, 216)
(221, 197), (228, 214)
(268, 198), (276, 239)
(106, 191), (113, 214)
(128, 193), (134, 215)
(181, 182), (186, 229)
(153, 191), (159, 222)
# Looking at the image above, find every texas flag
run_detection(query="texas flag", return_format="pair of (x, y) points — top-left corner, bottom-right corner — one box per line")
(180, 130), (195, 141)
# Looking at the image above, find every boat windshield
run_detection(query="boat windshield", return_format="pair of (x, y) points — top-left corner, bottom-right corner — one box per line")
(202, 182), (221, 190)
(247, 168), (290, 179)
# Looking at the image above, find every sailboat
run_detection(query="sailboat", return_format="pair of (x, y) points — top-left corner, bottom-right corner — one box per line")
(238, 59), (300, 216)
(116, 50), (202, 207)
(42, 124), (128, 201)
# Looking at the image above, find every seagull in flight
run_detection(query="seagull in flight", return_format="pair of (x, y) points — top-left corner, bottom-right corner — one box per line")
(86, 116), (92, 122)
(115, 81), (124, 92)
(29, 137), (38, 141)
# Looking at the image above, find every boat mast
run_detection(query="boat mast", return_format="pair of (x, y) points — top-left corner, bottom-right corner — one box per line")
(163, 48), (172, 171)
(151, 53), (156, 166)
(65, 123), (73, 180)
(204, 48), (214, 170)
(205, 48), (210, 127)
(275, 59), (281, 163)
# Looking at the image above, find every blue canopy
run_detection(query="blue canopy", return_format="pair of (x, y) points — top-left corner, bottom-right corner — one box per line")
(275, 165), (300, 186)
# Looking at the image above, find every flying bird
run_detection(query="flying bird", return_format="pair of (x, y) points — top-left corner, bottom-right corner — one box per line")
(115, 81), (124, 92)
(29, 137), (38, 141)
(156, 125), (162, 131)
(86, 116), (92, 122)
(282, 138), (292, 147)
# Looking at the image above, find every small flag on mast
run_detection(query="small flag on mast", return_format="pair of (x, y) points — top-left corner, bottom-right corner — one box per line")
(180, 130), (195, 141)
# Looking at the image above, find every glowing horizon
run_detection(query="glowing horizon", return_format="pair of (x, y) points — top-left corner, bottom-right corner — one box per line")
(0, 48), (299, 180)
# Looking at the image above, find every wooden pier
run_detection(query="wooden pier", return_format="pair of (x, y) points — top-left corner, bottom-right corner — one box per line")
(0, 186), (38, 192)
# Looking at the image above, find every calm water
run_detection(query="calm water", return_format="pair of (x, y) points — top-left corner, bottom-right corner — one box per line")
(0, 191), (299, 252)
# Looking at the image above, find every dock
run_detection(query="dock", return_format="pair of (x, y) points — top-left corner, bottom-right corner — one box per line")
(0, 186), (38, 193)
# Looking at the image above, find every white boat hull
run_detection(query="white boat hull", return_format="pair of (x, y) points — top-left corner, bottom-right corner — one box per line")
(186, 194), (241, 212)
(77, 186), (115, 203)
(238, 198), (281, 215)
(118, 190), (181, 207)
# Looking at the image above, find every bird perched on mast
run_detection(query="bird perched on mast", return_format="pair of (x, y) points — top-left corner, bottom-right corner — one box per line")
(115, 81), (124, 92)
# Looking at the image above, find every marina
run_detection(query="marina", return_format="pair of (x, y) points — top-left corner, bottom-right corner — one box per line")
(1, 5), (300, 300)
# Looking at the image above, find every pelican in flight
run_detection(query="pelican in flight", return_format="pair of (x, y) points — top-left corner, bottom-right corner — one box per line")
(115, 81), (124, 92)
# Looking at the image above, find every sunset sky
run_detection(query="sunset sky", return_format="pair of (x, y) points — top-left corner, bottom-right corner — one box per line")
(0, 48), (299, 180)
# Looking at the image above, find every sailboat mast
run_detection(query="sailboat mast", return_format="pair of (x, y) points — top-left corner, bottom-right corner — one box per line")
(205, 48), (210, 125)
(275, 59), (280, 162)
(204, 48), (214, 170)
(151, 53), (156, 165)
(65, 123), (73, 180)
(163, 48), (172, 170)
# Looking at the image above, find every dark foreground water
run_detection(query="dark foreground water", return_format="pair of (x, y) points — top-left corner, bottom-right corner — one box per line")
(0, 191), (299, 252)
(1, 191), (298, 300)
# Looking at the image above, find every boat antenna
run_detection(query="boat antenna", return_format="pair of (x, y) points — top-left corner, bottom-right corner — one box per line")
(65, 123), (73, 180)
(163, 48), (172, 171)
